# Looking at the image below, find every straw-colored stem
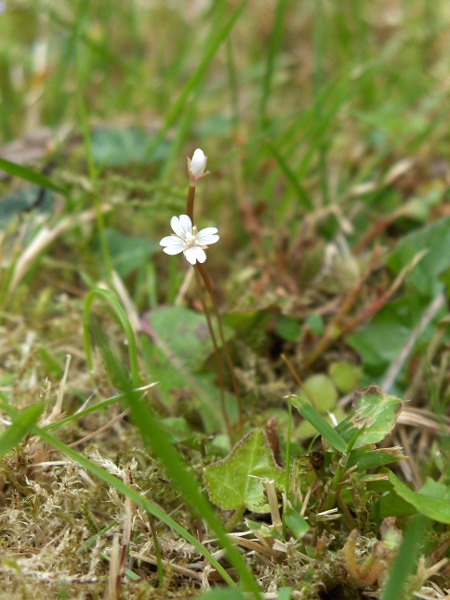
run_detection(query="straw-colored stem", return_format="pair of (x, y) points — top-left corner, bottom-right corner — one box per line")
(193, 267), (234, 444)
(195, 262), (243, 438)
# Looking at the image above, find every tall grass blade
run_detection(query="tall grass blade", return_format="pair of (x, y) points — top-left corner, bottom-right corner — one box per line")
(0, 403), (45, 459)
(380, 515), (429, 600)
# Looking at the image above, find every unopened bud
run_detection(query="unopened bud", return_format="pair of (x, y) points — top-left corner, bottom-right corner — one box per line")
(187, 148), (209, 185)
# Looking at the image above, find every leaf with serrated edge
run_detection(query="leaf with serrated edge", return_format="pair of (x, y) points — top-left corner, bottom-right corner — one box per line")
(204, 429), (285, 513)
(336, 385), (403, 448)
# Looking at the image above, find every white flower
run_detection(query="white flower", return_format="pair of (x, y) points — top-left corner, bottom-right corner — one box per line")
(187, 148), (209, 185)
(160, 214), (219, 265)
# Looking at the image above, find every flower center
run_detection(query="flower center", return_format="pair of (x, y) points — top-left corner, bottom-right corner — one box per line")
(184, 232), (197, 246)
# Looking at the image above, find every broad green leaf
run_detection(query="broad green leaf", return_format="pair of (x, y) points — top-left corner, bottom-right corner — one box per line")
(348, 296), (445, 377)
(290, 395), (347, 453)
(388, 215), (450, 297)
(204, 429), (285, 513)
(140, 336), (232, 433)
(329, 361), (362, 393)
(145, 306), (234, 371)
(0, 403), (45, 458)
(91, 127), (170, 167)
(387, 471), (450, 524)
(0, 157), (67, 195)
(377, 490), (417, 519)
(300, 373), (337, 412)
(93, 228), (158, 277)
(335, 385), (403, 447)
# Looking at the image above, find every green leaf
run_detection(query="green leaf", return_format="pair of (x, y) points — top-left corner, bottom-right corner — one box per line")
(335, 385), (403, 447)
(290, 395), (348, 453)
(276, 315), (301, 342)
(377, 490), (418, 519)
(96, 229), (158, 277)
(387, 471), (450, 524)
(347, 446), (405, 471)
(329, 361), (362, 394)
(145, 306), (234, 371)
(388, 215), (450, 297)
(91, 127), (170, 167)
(0, 157), (67, 195)
(348, 296), (445, 377)
(204, 429), (285, 513)
(283, 507), (310, 538)
(0, 403), (45, 459)
(300, 373), (337, 412)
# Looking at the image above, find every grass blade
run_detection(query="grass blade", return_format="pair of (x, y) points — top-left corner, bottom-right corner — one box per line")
(380, 515), (429, 600)
(0, 403), (45, 459)
(290, 394), (348, 454)
(0, 157), (67, 195)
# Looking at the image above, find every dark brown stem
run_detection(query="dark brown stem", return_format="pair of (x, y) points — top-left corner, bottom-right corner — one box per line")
(193, 266), (234, 444)
(186, 185), (195, 222)
(195, 262), (244, 438)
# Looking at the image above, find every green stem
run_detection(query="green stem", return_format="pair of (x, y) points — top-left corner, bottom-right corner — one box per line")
(225, 505), (247, 532)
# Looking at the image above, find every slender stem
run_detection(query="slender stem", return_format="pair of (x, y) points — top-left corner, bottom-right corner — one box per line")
(148, 515), (164, 587)
(186, 185), (195, 222)
(185, 176), (242, 439)
(195, 262), (244, 438)
(225, 505), (246, 532)
(193, 267), (234, 444)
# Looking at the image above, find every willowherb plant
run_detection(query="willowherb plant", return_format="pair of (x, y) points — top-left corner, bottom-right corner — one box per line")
(159, 150), (243, 442)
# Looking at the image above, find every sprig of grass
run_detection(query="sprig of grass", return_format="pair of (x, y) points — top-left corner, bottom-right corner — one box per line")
(83, 288), (141, 389)
(0, 402), (45, 459)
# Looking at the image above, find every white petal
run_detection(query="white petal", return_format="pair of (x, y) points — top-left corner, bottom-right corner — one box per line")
(196, 228), (219, 245)
(190, 149), (207, 179)
(170, 216), (183, 237)
(163, 244), (184, 256)
(160, 235), (178, 246)
(185, 246), (206, 264)
(178, 214), (193, 237)
(197, 226), (218, 236)
(171, 214), (192, 238)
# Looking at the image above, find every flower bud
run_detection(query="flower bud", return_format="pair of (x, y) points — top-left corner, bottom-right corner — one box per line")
(187, 148), (209, 185)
